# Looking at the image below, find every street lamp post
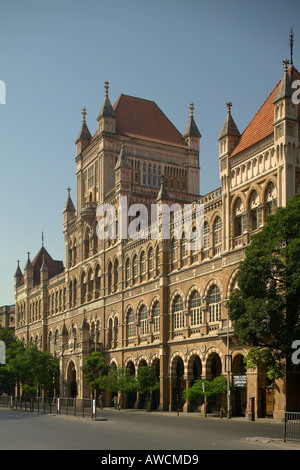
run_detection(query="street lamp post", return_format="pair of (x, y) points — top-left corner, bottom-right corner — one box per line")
(222, 300), (231, 419)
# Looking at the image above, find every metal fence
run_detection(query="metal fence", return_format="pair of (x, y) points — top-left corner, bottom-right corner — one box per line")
(0, 395), (99, 419)
(284, 412), (300, 442)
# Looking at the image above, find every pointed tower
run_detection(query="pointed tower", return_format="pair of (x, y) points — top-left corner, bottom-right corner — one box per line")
(273, 59), (299, 203)
(75, 107), (92, 156)
(218, 102), (240, 157)
(14, 260), (22, 285)
(115, 139), (132, 195)
(24, 252), (33, 290)
(183, 103), (201, 195)
(183, 102), (201, 150)
(63, 187), (76, 225)
(218, 103), (240, 253)
(97, 80), (116, 134)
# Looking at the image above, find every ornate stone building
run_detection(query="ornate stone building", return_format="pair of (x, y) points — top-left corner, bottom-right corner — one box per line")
(14, 53), (300, 419)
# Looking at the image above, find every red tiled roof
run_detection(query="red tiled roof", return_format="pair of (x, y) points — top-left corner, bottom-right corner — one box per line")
(231, 66), (300, 157)
(18, 247), (64, 286)
(92, 94), (186, 147)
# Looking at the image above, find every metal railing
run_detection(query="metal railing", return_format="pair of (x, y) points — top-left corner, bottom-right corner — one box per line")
(0, 395), (99, 419)
(284, 412), (300, 442)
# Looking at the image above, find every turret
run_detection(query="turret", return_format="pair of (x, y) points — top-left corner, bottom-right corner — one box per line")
(24, 252), (33, 290)
(97, 80), (116, 134)
(75, 107), (92, 156)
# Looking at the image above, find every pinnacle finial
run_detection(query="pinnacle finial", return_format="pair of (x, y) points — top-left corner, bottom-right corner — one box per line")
(67, 187), (71, 196)
(283, 58), (289, 73)
(81, 107), (87, 123)
(290, 27), (294, 66)
(104, 80), (109, 98)
(226, 102), (232, 113)
(42, 230), (44, 247)
(189, 102), (194, 117)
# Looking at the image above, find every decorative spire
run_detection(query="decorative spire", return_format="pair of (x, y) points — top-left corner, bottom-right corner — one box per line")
(226, 101), (232, 113)
(189, 102), (194, 117)
(82, 107), (87, 123)
(14, 260), (22, 278)
(218, 102), (240, 140)
(183, 102), (201, 139)
(75, 107), (91, 145)
(283, 58), (289, 73)
(290, 27), (294, 66)
(97, 80), (116, 120)
(63, 187), (76, 214)
(24, 252), (33, 270)
(42, 230), (44, 248)
(105, 80), (109, 98)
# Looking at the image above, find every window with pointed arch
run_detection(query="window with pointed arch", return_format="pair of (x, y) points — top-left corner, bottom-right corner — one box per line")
(213, 216), (222, 255)
(152, 301), (160, 333)
(203, 221), (210, 258)
(189, 291), (202, 326)
(208, 286), (221, 323)
(173, 295), (184, 330)
(140, 251), (146, 280)
(171, 238), (178, 270)
(181, 232), (188, 259)
(127, 309), (136, 339)
(125, 258), (131, 287)
(132, 255), (138, 284)
(148, 247), (154, 278)
(139, 305), (149, 336)
(265, 181), (277, 216)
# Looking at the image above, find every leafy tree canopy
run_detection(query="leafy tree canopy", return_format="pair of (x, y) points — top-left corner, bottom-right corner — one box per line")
(228, 195), (300, 379)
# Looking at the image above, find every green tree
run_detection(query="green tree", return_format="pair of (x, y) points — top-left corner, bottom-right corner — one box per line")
(183, 376), (227, 416)
(81, 352), (110, 400)
(104, 367), (136, 409)
(136, 366), (159, 412)
(7, 343), (59, 396)
(0, 327), (24, 394)
(228, 195), (300, 380)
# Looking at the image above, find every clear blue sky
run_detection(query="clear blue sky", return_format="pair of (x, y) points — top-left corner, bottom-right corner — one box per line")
(0, 0), (299, 305)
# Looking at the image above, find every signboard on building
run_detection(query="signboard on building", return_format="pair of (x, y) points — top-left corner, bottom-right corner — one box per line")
(233, 375), (247, 387)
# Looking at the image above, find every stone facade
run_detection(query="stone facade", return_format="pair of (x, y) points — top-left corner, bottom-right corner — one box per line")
(14, 62), (300, 419)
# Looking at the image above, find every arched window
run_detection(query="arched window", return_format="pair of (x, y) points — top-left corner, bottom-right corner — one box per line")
(139, 305), (148, 336)
(127, 309), (136, 339)
(173, 295), (184, 330)
(132, 255), (138, 284)
(181, 233), (188, 258)
(125, 258), (131, 286)
(95, 265), (101, 298)
(208, 286), (221, 323)
(249, 190), (260, 231)
(190, 291), (202, 326)
(171, 238), (178, 269)
(203, 222), (210, 258)
(113, 259), (119, 292)
(213, 217), (222, 255)
(148, 247), (154, 277)
(108, 262), (112, 293)
(153, 301), (160, 333)
(234, 197), (245, 237)
(140, 251), (146, 280)
(265, 182), (277, 216)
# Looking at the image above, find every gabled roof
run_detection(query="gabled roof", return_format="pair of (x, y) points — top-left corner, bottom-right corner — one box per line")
(93, 93), (186, 147)
(231, 65), (300, 157)
(18, 247), (64, 286)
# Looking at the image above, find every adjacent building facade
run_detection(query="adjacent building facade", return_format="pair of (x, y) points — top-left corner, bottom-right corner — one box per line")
(14, 59), (300, 419)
